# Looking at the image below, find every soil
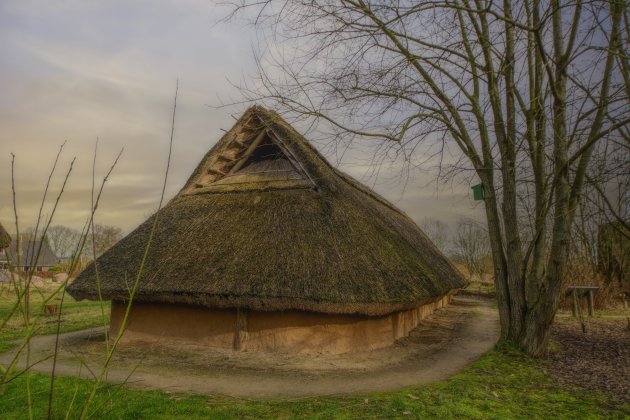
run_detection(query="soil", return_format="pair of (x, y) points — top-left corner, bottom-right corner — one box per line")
(550, 315), (630, 403)
(0, 296), (499, 397)
(457, 289), (496, 299)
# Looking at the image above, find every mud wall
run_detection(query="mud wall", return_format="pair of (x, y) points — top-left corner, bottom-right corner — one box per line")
(109, 302), (236, 348)
(110, 294), (452, 354)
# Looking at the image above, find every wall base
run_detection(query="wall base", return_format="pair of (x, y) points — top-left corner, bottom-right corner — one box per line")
(110, 295), (452, 354)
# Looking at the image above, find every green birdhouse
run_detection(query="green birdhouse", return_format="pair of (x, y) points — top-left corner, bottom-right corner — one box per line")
(472, 183), (485, 201)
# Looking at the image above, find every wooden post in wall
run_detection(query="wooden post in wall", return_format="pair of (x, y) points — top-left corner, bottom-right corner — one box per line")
(587, 289), (595, 317)
(233, 308), (248, 351)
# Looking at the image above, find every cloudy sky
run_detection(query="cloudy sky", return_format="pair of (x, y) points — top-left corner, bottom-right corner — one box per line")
(0, 0), (483, 236)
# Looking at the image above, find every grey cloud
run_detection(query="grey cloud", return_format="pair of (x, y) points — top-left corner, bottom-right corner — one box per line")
(0, 0), (483, 234)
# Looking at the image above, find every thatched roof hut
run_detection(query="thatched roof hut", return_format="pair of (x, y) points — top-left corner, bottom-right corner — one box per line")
(67, 106), (465, 353)
(0, 222), (10, 249)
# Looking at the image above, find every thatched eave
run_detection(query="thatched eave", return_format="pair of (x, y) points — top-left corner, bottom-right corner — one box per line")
(0, 223), (10, 249)
(66, 289), (460, 317)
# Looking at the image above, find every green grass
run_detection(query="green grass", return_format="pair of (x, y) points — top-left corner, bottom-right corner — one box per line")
(556, 308), (630, 320)
(0, 348), (627, 419)
(0, 284), (110, 352)
(1, 283), (627, 418)
(591, 310), (630, 319)
(465, 281), (496, 294)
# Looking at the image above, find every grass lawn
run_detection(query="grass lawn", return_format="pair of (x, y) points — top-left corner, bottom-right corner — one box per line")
(1, 284), (628, 418)
(0, 282), (110, 352)
(1, 348), (628, 419)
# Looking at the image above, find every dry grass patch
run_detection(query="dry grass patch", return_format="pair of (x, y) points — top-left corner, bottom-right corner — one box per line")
(0, 277), (110, 352)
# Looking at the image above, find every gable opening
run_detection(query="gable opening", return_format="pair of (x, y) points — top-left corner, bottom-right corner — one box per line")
(188, 127), (314, 193)
(233, 136), (297, 175)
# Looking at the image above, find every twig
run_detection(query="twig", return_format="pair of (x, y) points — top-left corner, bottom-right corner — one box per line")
(79, 80), (178, 418)
(47, 150), (122, 419)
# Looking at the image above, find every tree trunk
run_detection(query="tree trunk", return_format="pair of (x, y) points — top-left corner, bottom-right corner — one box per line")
(226, 0), (628, 358)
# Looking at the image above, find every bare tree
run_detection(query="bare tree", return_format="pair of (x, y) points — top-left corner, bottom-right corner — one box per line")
(90, 224), (123, 258)
(560, 132), (626, 265)
(19, 227), (40, 241)
(226, 0), (629, 355)
(419, 217), (450, 254)
(579, 139), (630, 288)
(597, 221), (630, 288)
(453, 219), (491, 281)
(46, 225), (81, 259)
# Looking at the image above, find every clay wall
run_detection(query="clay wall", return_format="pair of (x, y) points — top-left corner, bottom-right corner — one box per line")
(110, 294), (452, 354)
(110, 301), (235, 348)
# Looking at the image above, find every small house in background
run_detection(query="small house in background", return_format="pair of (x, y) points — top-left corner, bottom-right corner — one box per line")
(0, 232), (59, 272)
(68, 106), (466, 354)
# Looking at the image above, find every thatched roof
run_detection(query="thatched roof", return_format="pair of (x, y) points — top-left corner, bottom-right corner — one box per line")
(0, 222), (10, 249)
(67, 106), (466, 316)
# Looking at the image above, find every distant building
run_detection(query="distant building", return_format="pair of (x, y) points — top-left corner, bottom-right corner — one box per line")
(0, 234), (59, 271)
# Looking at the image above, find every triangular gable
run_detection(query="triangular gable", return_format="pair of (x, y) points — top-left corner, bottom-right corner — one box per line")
(186, 114), (316, 194)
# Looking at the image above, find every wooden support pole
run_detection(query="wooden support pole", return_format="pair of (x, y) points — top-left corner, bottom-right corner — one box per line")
(207, 168), (226, 176)
(587, 289), (594, 317)
(233, 308), (248, 351)
(229, 130), (267, 174)
(217, 152), (237, 162)
(572, 289), (578, 317)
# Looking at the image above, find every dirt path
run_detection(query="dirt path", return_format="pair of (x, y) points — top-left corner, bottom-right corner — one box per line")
(1, 296), (499, 397)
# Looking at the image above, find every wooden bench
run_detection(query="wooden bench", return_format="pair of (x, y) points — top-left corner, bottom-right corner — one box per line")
(566, 286), (599, 317)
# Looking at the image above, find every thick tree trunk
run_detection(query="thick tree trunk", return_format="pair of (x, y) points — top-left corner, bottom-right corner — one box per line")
(483, 180), (512, 340)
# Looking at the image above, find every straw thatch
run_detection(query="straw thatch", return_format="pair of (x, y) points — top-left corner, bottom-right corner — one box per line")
(0, 222), (10, 249)
(67, 106), (466, 316)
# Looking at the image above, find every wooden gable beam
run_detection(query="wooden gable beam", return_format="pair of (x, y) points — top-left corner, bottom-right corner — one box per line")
(228, 129), (268, 174)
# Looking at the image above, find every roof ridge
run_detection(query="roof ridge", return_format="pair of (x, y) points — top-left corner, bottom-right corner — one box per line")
(182, 110), (317, 195)
(252, 107), (413, 220)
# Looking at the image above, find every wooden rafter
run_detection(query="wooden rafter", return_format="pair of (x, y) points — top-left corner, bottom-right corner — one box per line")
(265, 125), (317, 188)
(189, 113), (318, 192)
(228, 129), (268, 174)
